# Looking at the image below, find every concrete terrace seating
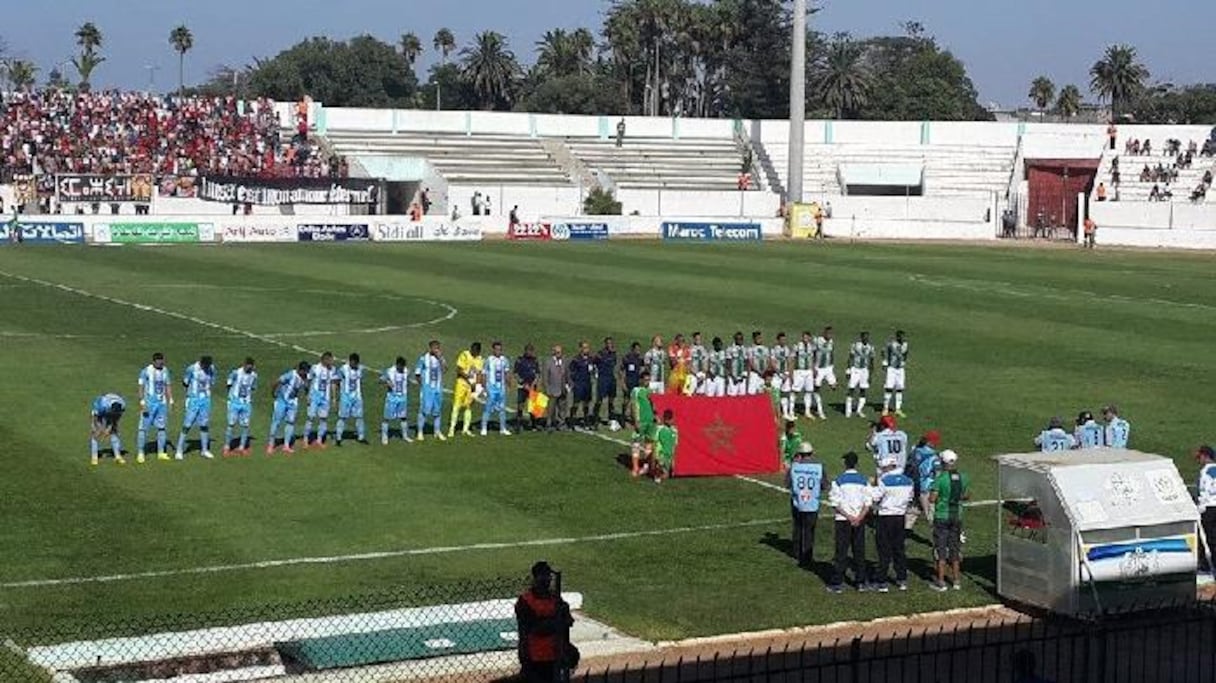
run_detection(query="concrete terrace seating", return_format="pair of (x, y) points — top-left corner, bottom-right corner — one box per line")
(764, 142), (1015, 198)
(323, 131), (572, 185)
(1098, 153), (1215, 203)
(560, 136), (744, 190)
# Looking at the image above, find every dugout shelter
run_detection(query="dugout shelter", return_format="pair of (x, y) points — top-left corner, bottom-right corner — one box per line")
(996, 449), (1200, 616)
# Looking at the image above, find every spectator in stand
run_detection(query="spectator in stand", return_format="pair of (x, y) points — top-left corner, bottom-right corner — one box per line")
(1149, 184), (1162, 202)
(1203, 169), (1213, 187)
(420, 187), (431, 215)
(1111, 167), (1120, 186)
(472, 191), (482, 216)
(1143, 140), (1152, 156)
(1191, 183), (1208, 203)
(509, 205), (520, 228)
(1107, 122), (1117, 151)
(1095, 182), (1107, 202)
(1140, 165), (1152, 182)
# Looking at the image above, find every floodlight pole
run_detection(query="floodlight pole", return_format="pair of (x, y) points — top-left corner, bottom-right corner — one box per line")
(788, 0), (807, 206)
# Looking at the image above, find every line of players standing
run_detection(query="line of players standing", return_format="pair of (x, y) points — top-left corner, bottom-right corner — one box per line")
(87, 341), (519, 464)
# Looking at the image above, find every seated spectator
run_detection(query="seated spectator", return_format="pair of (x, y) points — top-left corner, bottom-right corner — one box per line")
(1126, 138), (1137, 155)
(1205, 139), (1216, 157)
(1111, 168), (1120, 186)
(1203, 169), (1213, 187)
(1154, 163), (1166, 182)
(1169, 165), (1179, 183)
(1161, 185), (1174, 201)
(1166, 138), (1181, 156)
(1140, 165), (1152, 182)
(1192, 184), (1208, 203)
(1143, 140), (1152, 156)
(1149, 184), (1161, 202)
(1095, 182), (1107, 202)
(1189, 140), (1199, 155)
(1130, 139), (1141, 155)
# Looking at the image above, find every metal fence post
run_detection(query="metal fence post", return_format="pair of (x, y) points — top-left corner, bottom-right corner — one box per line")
(849, 636), (861, 683)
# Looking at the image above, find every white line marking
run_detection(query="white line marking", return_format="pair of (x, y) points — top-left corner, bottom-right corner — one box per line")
(733, 475), (789, 493)
(0, 518), (784, 589)
(0, 270), (320, 355)
(909, 273), (1216, 312)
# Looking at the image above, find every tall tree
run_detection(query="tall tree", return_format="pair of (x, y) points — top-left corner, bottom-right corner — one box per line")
(432, 28), (456, 109)
(536, 28), (593, 78)
(1028, 76), (1054, 113)
(248, 35), (417, 107)
(815, 34), (874, 119)
(399, 32), (423, 68)
(1056, 84), (1082, 119)
(169, 25), (194, 96)
(855, 30), (988, 121)
(73, 21), (104, 90)
(7, 60), (38, 91)
(1089, 44), (1149, 120)
(460, 31), (520, 110)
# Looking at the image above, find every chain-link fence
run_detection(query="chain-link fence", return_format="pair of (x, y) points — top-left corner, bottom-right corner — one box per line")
(2, 577), (532, 682)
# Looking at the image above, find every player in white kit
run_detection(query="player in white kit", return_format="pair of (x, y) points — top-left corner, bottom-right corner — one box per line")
(811, 326), (837, 419)
(883, 330), (909, 417)
(845, 332), (875, 418)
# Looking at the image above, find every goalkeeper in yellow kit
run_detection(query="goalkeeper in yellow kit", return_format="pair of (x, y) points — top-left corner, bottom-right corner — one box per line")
(448, 342), (484, 437)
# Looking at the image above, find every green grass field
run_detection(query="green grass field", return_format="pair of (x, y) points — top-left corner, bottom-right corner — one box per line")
(0, 240), (1213, 643)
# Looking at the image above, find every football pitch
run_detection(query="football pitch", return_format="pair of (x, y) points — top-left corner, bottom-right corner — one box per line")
(0, 240), (1212, 643)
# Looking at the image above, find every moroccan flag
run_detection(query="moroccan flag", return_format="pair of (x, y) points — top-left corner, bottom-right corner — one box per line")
(648, 394), (781, 477)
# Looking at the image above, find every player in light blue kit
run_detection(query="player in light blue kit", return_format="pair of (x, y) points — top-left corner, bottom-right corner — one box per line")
(335, 352), (368, 446)
(1074, 411), (1104, 449)
(90, 393), (127, 466)
(1035, 416), (1077, 452)
(415, 340), (447, 442)
(267, 361), (310, 455)
(174, 355), (216, 460)
(137, 352), (173, 464)
(1103, 405), (1131, 448)
(303, 351), (337, 449)
(381, 356), (412, 445)
(480, 341), (513, 436)
(224, 357), (258, 456)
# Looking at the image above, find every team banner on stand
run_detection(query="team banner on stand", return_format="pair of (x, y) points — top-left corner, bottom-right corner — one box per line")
(197, 176), (383, 206)
(220, 224), (298, 243)
(56, 174), (155, 203)
(373, 222), (484, 242)
(95, 222), (213, 244)
(661, 221), (762, 241)
(507, 222), (551, 241)
(297, 224), (370, 242)
(551, 222), (610, 241)
(648, 394), (781, 477)
(0, 221), (86, 244)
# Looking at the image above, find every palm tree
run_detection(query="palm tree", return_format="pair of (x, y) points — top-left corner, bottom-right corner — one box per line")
(814, 35), (874, 119)
(1089, 44), (1149, 120)
(460, 30), (520, 110)
(169, 25), (194, 95)
(1028, 76), (1055, 113)
(7, 60), (38, 91)
(74, 21), (104, 90)
(604, 6), (642, 111)
(535, 29), (593, 78)
(75, 22), (103, 55)
(1056, 84), (1082, 119)
(399, 32), (423, 68)
(432, 28), (456, 111)
(71, 53), (105, 92)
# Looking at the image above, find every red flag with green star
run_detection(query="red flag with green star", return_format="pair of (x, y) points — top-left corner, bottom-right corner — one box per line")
(649, 395), (781, 477)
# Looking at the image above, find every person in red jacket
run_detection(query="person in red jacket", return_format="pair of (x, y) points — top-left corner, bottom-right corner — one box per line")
(515, 561), (575, 682)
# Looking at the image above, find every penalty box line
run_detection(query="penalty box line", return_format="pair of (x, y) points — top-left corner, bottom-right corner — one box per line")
(0, 518), (784, 589)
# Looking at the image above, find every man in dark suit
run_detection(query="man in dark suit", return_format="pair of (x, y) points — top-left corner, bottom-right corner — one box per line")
(542, 345), (569, 432)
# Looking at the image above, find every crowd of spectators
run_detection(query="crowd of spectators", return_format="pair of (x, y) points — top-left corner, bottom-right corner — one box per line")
(0, 90), (341, 184)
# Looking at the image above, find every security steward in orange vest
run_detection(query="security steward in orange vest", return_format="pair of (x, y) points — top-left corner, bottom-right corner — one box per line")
(515, 561), (576, 682)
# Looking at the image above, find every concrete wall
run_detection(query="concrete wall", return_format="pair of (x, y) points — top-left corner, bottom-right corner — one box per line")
(821, 195), (997, 241)
(1090, 201), (1216, 232)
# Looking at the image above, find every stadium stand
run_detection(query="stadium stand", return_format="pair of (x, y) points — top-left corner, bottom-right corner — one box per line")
(323, 131), (573, 186)
(560, 136), (746, 190)
(1095, 144), (1214, 204)
(761, 141), (1016, 198)
(0, 91), (332, 182)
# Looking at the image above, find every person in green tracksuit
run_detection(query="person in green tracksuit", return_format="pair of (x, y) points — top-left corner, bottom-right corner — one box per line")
(630, 370), (656, 477)
(779, 419), (803, 470)
(651, 409), (678, 484)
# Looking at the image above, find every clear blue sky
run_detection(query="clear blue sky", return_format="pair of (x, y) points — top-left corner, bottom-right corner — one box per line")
(6, 0), (1214, 108)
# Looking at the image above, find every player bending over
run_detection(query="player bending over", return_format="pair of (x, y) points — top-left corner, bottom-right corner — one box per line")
(449, 342), (483, 438)
(175, 355), (216, 460)
(303, 352), (336, 448)
(137, 352), (173, 463)
(267, 362), (310, 454)
(481, 341), (513, 435)
(845, 332), (874, 419)
(335, 352), (368, 446)
(415, 340), (447, 441)
(224, 357), (258, 456)
(381, 356), (412, 445)
(90, 393), (127, 465)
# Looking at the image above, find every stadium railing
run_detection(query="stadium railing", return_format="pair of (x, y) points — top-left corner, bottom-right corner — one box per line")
(577, 597), (1216, 683)
(1, 577), (531, 682)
